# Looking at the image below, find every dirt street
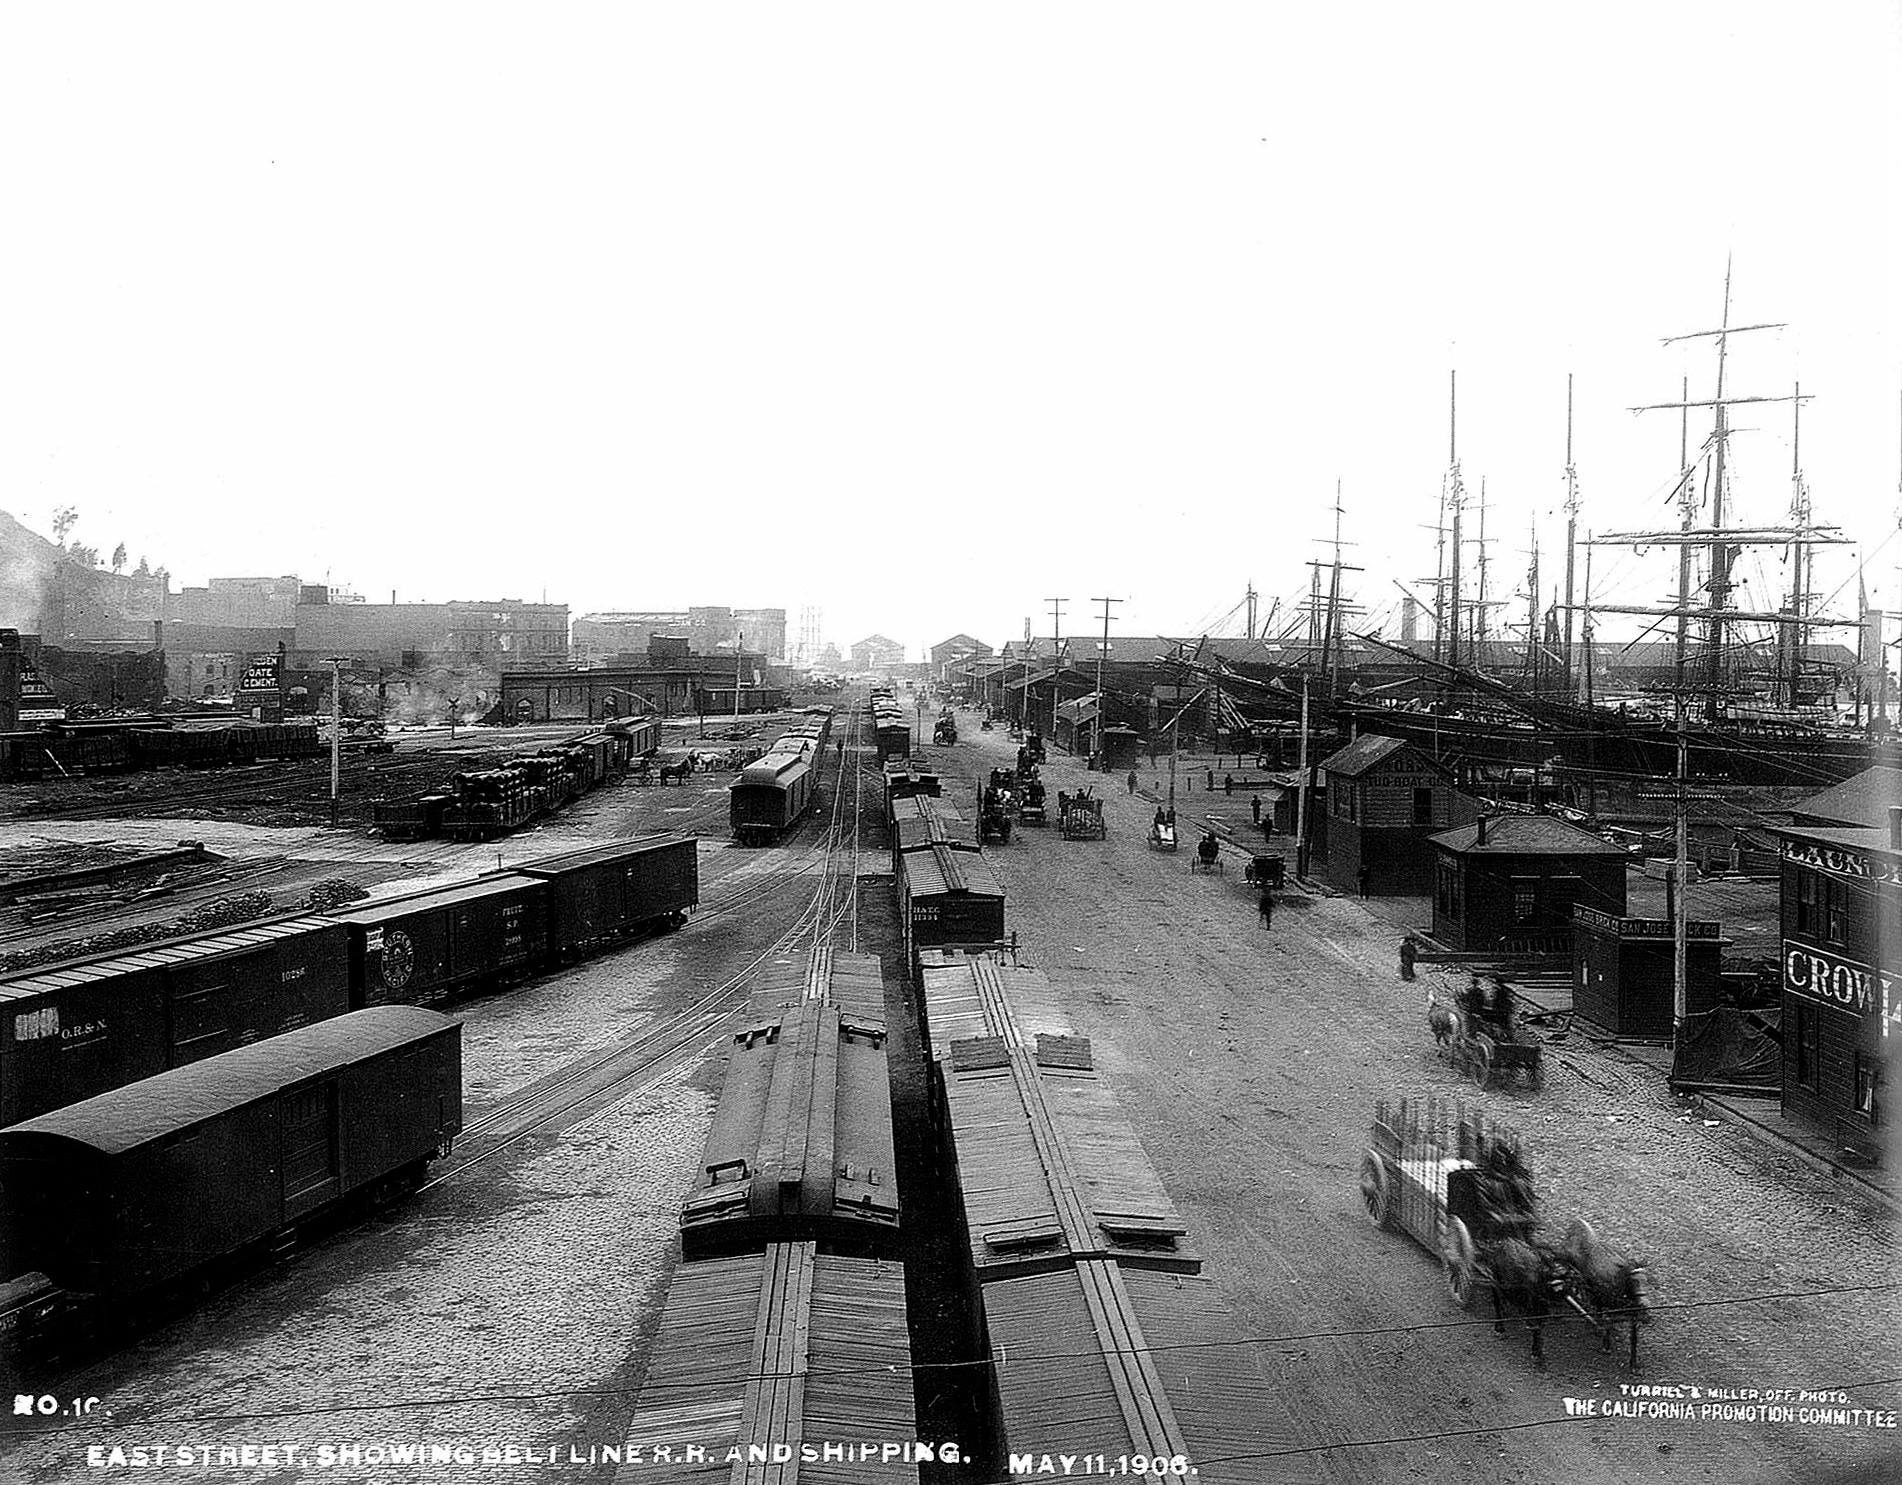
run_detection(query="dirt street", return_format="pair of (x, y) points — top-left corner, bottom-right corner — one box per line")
(944, 719), (1897, 1485)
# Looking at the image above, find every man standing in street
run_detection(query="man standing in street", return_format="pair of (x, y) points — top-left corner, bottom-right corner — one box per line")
(1258, 890), (1274, 928)
(1126, 769), (1137, 795)
(1251, 794), (1262, 826)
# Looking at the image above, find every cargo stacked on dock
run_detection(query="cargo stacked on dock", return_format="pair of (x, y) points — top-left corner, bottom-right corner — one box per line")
(373, 717), (658, 842)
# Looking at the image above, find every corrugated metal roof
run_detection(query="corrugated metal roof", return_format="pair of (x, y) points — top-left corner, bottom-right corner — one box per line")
(0, 1007), (455, 1156)
(0, 915), (338, 1000)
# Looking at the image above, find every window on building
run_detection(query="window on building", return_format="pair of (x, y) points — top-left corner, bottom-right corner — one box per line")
(1511, 878), (1538, 925)
(1795, 1003), (1819, 1089)
(1823, 878), (1848, 945)
(1413, 787), (1434, 826)
(1854, 1053), (1881, 1122)
(1436, 864), (1461, 920)
(1795, 872), (1818, 936)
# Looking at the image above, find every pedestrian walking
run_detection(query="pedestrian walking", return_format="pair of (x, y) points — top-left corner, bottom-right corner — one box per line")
(1224, 773), (1234, 796)
(1399, 935), (1417, 980)
(1251, 795), (1262, 825)
(1258, 890), (1274, 929)
(1357, 864), (1371, 898)
(1126, 769), (1137, 795)
(1206, 767), (1215, 790)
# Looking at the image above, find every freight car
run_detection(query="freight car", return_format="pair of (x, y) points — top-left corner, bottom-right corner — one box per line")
(915, 948), (1068, 1062)
(889, 794), (977, 868)
(983, 1262), (1287, 1481)
(896, 840), (1006, 965)
(334, 876), (548, 1006)
(882, 758), (942, 806)
(612, 1243), (918, 1485)
(729, 749), (818, 844)
(0, 917), (351, 1127)
(937, 1030), (1198, 1279)
(0, 1007), (460, 1302)
(515, 835), (698, 957)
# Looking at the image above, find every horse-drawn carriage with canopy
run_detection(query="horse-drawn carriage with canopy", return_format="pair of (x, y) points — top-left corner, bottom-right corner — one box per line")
(1017, 775), (1047, 826)
(1358, 1097), (1655, 1368)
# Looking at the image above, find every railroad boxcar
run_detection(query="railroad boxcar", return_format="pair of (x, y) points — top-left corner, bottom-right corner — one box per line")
(748, 946), (888, 1025)
(728, 751), (817, 844)
(0, 917), (350, 1127)
(334, 877), (547, 1006)
(897, 841), (1006, 964)
(915, 948), (1068, 1063)
(515, 835), (698, 957)
(604, 714), (660, 759)
(889, 796), (975, 868)
(882, 759), (942, 806)
(983, 1262), (1287, 1481)
(0, 1006), (460, 1301)
(938, 1033), (1198, 1279)
(680, 997), (899, 1259)
(612, 1243), (918, 1485)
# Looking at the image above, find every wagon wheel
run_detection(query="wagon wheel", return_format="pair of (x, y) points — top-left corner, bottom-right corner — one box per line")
(1468, 1033), (1494, 1089)
(1358, 1150), (1394, 1229)
(1442, 1216), (1479, 1307)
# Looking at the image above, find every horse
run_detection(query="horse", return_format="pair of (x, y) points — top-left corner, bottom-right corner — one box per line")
(1484, 1235), (1556, 1369)
(1426, 988), (1458, 1049)
(657, 758), (693, 786)
(1558, 1217), (1657, 1368)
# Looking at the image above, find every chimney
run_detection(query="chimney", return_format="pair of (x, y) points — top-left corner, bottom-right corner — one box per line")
(1475, 814), (1488, 846)
(1889, 806), (1902, 852)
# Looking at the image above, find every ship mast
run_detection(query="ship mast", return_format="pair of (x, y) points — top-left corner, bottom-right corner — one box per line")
(1446, 371), (1465, 670)
(1785, 382), (1809, 709)
(1562, 373), (1580, 694)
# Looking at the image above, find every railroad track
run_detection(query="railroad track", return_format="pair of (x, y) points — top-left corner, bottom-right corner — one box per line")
(424, 707), (871, 1183)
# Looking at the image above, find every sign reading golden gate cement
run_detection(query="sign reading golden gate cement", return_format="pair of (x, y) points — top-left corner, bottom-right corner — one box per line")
(1782, 939), (1901, 1037)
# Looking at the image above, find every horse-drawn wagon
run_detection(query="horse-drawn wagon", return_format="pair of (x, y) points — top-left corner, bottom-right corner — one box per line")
(1429, 979), (1544, 1090)
(1017, 777), (1047, 826)
(1148, 816), (1178, 852)
(1058, 789), (1105, 840)
(1358, 1097), (1655, 1368)
(1244, 852), (1285, 890)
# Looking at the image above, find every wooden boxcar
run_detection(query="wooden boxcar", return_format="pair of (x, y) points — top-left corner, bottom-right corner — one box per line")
(680, 998), (899, 1258)
(612, 1243), (917, 1485)
(938, 1033), (1198, 1279)
(882, 759), (941, 806)
(916, 948), (1068, 1064)
(897, 842), (1006, 963)
(983, 1262), (1289, 1482)
(747, 946), (888, 1025)
(729, 751), (817, 844)
(515, 835), (698, 956)
(334, 877), (547, 1006)
(0, 917), (350, 1127)
(889, 796), (976, 868)
(0, 1006), (460, 1299)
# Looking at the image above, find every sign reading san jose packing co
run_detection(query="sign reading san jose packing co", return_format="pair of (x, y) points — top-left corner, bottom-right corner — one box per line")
(1782, 939), (1902, 1037)
(1782, 836), (1902, 888)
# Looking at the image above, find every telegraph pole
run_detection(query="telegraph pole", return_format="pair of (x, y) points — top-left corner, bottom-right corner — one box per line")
(328, 656), (345, 827)
(1090, 596), (1121, 769)
(1046, 597), (1066, 740)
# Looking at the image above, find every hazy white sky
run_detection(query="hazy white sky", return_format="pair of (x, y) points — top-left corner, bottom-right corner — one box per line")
(3, 2), (1897, 659)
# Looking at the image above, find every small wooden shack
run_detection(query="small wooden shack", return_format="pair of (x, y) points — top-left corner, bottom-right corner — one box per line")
(1571, 906), (1728, 1037)
(1316, 735), (1479, 895)
(1430, 813), (1628, 952)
